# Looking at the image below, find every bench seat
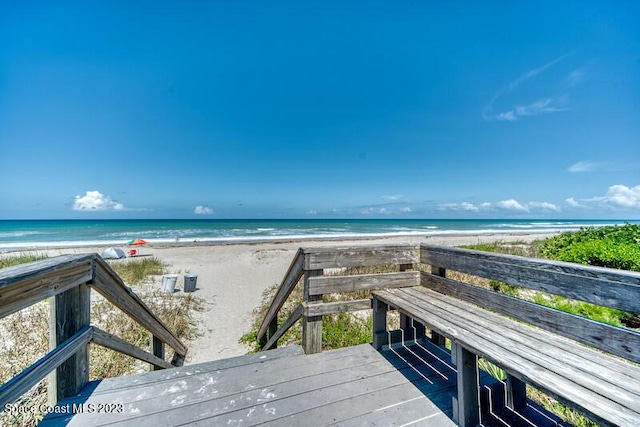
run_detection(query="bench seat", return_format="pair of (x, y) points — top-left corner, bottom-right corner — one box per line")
(373, 286), (640, 426)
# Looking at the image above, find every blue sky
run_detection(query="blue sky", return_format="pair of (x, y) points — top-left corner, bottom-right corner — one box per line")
(1, 1), (639, 219)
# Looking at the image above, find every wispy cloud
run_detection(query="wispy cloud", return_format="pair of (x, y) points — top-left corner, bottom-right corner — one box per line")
(306, 209), (317, 215)
(382, 194), (402, 201)
(439, 199), (560, 213)
(73, 190), (124, 211)
(568, 161), (601, 173)
(194, 205), (214, 215)
(483, 53), (575, 121)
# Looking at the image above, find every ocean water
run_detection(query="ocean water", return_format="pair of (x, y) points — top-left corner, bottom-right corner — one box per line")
(0, 219), (637, 250)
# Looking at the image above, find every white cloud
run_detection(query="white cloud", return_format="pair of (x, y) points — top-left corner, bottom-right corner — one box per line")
(73, 191), (124, 211)
(306, 209), (317, 215)
(400, 206), (412, 213)
(496, 199), (528, 211)
(494, 98), (570, 121)
(567, 68), (585, 86)
(383, 195), (402, 201)
(439, 199), (559, 213)
(604, 184), (640, 208)
(194, 205), (214, 215)
(566, 184), (640, 210)
(568, 161), (600, 173)
(528, 201), (561, 212)
(360, 207), (391, 215)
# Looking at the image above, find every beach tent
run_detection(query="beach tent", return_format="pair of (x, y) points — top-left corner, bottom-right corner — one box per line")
(101, 247), (126, 259)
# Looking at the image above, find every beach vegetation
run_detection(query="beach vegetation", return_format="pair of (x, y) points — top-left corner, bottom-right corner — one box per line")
(0, 252), (48, 269)
(0, 256), (203, 427)
(107, 256), (166, 285)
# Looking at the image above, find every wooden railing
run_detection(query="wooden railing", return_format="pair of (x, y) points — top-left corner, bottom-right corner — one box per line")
(0, 254), (187, 408)
(257, 243), (640, 358)
(256, 244), (421, 353)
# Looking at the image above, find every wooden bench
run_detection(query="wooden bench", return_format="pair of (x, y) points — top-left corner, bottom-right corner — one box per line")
(372, 245), (640, 427)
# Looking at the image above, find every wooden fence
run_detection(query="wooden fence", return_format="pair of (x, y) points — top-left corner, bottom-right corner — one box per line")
(0, 254), (187, 408)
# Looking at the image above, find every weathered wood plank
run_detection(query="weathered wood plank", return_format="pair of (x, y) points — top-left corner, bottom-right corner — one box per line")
(92, 258), (187, 358)
(262, 304), (304, 351)
(0, 325), (93, 409)
(91, 327), (173, 370)
(375, 288), (640, 426)
(150, 334), (165, 371)
(0, 254), (94, 319)
(453, 343), (479, 427)
(308, 271), (420, 295)
(403, 287), (640, 402)
(257, 248), (304, 343)
(421, 271), (640, 365)
(48, 284), (91, 404)
(304, 244), (419, 270)
(303, 299), (371, 316)
(302, 268), (323, 354)
(421, 244), (640, 313)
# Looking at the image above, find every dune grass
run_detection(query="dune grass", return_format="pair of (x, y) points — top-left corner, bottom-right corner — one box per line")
(0, 254), (204, 427)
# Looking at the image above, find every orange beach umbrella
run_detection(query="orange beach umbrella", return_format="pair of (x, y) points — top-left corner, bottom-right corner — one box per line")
(128, 238), (147, 246)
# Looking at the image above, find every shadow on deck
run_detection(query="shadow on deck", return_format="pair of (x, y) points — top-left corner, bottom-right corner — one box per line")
(41, 340), (566, 426)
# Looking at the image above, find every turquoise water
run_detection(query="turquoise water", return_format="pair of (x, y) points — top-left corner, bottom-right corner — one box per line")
(1, 219), (637, 250)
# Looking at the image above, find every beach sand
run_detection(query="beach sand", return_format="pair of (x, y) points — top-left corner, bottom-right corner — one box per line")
(27, 232), (557, 365)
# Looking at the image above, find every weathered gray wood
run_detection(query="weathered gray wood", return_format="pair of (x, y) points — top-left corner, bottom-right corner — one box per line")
(375, 287), (640, 426)
(453, 343), (479, 427)
(421, 244), (640, 313)
(42, 343), (457, 426)
(307, 271), (420, 295)
(151, 335), (165, 371)
(429, 265), (447, 346)
(302, 268), (323, 354)
(372, 297), (388, 350)
(304, 244), (419, 270)
(0, 325), (93, 409)
(262, 304), (304, 351)
(257, 248), (304, 344)
(92, 258), (187, 358)
(0, 254), (94, 319)
(304, 298), (371, 316)
(48, 283), (91, 404)
(403, 286), (640, 398)
(421, 271), (640, 364)
(91, 327), (173, 370)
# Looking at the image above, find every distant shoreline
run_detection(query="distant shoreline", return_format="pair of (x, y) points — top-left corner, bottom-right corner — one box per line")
(0, 229), (564, 253)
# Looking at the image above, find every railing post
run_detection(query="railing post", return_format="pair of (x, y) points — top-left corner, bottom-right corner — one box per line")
(398, 263), (425, 342)
(151, 335), (165, 371)
(429, 265), (447, 346)
(372, 297), (388, 350)
(452, 343), (480, 427)
(302, 266), (323, 354)
(48, 283), (90, 404)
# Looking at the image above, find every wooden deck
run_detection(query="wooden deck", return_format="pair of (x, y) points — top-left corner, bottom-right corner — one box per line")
(40, 342), (463, 426)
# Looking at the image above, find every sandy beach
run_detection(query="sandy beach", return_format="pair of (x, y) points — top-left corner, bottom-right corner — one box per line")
(23, 232), (558, 365)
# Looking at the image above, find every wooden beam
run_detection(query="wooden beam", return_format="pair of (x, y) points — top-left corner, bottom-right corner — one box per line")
(421, 271), (640, 364)
(48, 283), (90, 404)
(453, 343), (480, 427)
(257, 248), (304, 343)
(151, 335), (165, 371)
(304, 245), (419, 270)
(0, 254), (94, 319)
(303, 299), (371, 317)
(421, 244), (640, 313)
(92, 258), (187, 358)
(307, 271), (420, 296)
(262, 304), (304, 351)
(0, 326), (93, 409)
(302, 267), (323, 354)
(91, 327), (173, 370)
(506, 373), (527, 412)
(372, 297), (388, 350)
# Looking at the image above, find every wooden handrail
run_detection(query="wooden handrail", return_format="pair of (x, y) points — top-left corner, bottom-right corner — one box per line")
(256, 248), (305, 344)
(0, 254), (188, 407)
(257, 245), (422, 352)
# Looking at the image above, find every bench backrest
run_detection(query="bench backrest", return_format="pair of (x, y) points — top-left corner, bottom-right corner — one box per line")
(420, 244), (640, 364)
